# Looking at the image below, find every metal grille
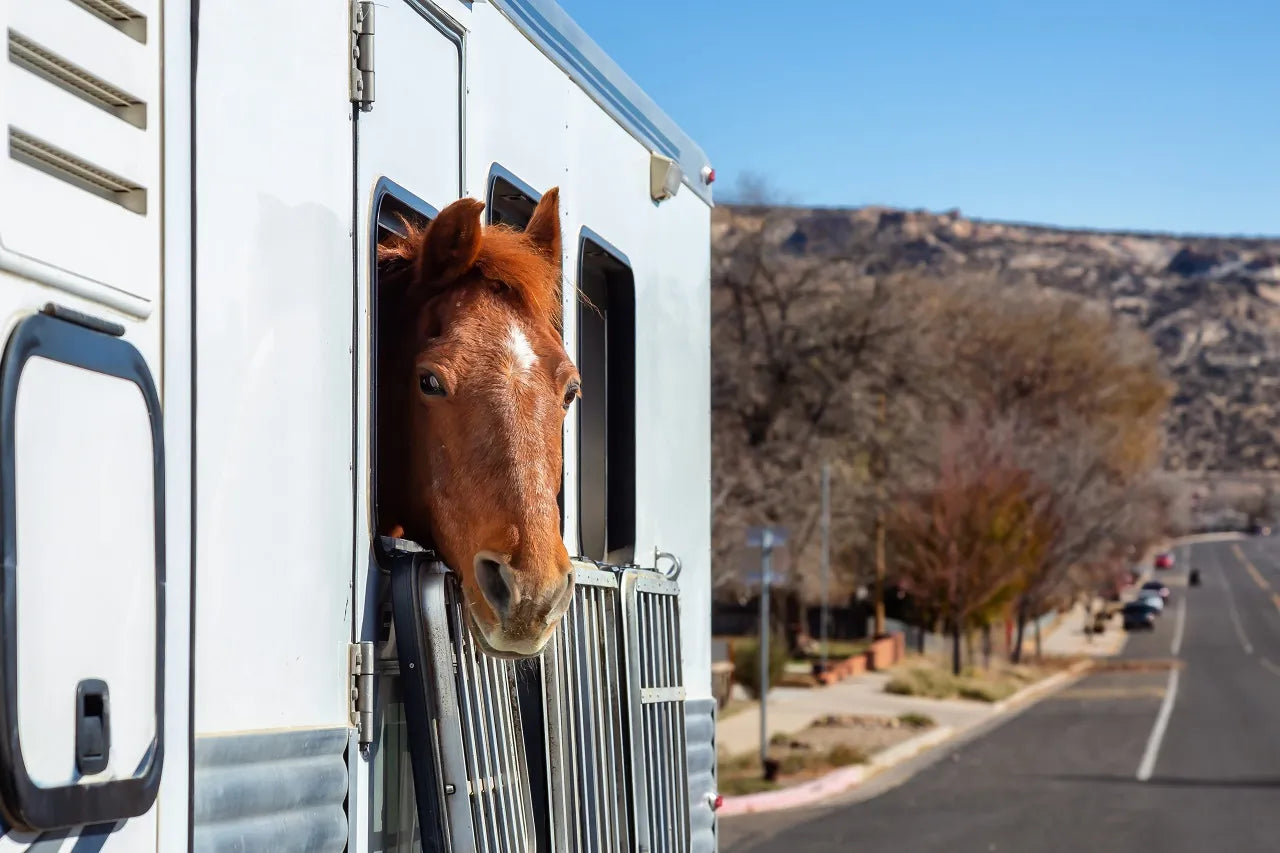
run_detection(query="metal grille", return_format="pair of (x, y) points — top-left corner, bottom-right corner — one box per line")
(623, 570), (690, 853)
(541, 565), (632, 852)
(438, 575), (536, 853)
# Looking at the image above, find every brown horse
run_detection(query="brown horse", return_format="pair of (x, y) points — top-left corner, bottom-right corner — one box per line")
(377, 188), (578, 658)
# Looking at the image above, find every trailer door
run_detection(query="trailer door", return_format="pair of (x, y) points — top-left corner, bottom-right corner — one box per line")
(351, 3), (464, 851)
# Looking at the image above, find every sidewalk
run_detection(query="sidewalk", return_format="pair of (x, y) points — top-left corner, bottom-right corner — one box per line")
(718, 604), (1122, 759)
(1039, 600), (1128, 658)
(717, 672), (994, 757)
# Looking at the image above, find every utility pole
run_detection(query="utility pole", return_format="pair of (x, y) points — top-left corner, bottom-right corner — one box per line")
(747, 525), (787, 778)
(874, 392), (887, 638)
(820, 462), (831, 672)
(758, 529), (774, 772)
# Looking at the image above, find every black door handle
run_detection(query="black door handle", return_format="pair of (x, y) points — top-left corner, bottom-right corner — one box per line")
(75, 679), (110, 776)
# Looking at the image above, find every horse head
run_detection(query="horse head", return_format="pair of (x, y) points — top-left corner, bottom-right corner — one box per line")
(379, 188), (577, 658)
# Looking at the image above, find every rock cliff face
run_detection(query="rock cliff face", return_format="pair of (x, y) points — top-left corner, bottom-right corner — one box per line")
(712, 204), (1280, 473)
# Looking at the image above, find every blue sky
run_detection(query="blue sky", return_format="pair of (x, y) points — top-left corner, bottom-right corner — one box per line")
(557, 0), (1280, 236)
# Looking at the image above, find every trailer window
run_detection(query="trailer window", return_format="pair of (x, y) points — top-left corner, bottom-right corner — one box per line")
(372, 182), (435, 542)
(577, 235), (636, 564)
(487, 169), (539, 229)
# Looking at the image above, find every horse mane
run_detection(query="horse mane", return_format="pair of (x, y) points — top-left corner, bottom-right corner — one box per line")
(378, 217), (562, 329)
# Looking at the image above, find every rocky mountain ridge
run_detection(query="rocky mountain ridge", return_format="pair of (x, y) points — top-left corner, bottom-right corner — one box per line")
(712, 204), (1280, 472)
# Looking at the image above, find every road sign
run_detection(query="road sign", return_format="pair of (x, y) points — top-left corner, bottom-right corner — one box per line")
(747, 526), (788, 548)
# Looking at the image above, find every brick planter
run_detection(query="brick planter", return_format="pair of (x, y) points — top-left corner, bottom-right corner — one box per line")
(815, 652), (867, 685)
(811, 631), (905, 685)
(867, 632), (905, 671)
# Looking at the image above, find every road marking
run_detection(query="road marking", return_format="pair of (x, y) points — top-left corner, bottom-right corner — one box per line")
(1220, 556), (1254, 654)
(1261, 658), (1280, 679)
(1232, 544), (1270, 590)
(1170, 597), (1186, 657)
(1273, 593), (1280, 614)
(1136, 667), (1180, 782)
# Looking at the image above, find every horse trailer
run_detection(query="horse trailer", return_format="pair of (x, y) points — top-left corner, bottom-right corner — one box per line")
(0, 1), (716, 851)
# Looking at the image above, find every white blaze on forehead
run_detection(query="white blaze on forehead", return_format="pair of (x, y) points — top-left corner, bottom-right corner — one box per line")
(507, 323), (537, 374)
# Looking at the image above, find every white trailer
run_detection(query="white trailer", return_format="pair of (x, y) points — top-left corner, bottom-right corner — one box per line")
(0, 1), (716, 850)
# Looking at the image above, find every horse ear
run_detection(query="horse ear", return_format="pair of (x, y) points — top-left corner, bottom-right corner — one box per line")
(525, 187), (561, 270)
(417, 197), (486, 285)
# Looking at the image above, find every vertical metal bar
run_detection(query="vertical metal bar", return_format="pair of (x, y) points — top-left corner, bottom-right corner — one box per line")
(498, 660), (524, 852)
(674, 596), (690, 851)
(483, 656), (510, 852)
(657, 598), (672, 846)
(591, 588), (611, 852)
(603, 589), (621, 851)
(449, 595), (488, 848)
(820, 461), (831, 672)
(483, 658), (511, 852)
(455, 630), (488, 851)
(570, 592), (592, 850)
(760, 539), (772, 769)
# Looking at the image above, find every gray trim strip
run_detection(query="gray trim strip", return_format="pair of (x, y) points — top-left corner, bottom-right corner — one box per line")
(686, 697), (718, 853)
(192, 728), (348, 853)
(489, 0), (714, 205)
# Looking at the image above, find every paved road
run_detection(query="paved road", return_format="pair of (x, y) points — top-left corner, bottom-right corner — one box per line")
(719, 537), (1280, 852)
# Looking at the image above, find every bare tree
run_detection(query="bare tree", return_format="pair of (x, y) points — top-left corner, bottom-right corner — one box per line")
(891, 416), (1047, 675)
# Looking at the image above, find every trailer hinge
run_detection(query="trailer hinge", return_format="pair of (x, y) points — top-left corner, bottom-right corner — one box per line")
(350, 1), (375, 112)
(349, 641), (375, 747)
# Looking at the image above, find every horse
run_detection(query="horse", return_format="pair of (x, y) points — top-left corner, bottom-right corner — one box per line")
(376, 187), (578, 658)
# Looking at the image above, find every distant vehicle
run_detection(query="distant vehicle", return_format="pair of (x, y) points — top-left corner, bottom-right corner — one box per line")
(1141, 580), (1171, 599)
(1155, 552), (1175, 570)
(1136, 591), (1165, 613)
(1248, 523), (1272, 536)
(1123, 601), (1159, 631)
(1189, 568), (1202, 586)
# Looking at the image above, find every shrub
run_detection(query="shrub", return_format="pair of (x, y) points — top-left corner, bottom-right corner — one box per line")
(897, 712), (935, 729)
(884, 667), (961, 699)
(827, 744), (868, 767)
(957, 682), (1017, 702)
(733, 631), (790, 699)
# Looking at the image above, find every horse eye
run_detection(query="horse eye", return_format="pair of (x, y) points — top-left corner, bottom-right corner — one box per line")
(563, 382), (580, 409)
(420, 371), (446, 397)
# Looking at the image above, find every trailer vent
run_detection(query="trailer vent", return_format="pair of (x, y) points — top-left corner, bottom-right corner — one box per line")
(68, 0), (147, 43)
(541, 566), (632, 852)
(9, 127), (145, 214)
(8, 31), (146, 128)
(623, 570), (691, 853)
(1, 0), (160, 311)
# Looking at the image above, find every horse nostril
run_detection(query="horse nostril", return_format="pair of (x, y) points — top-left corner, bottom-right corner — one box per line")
(552, 572), (576, 619)
(475, 556), (512, 619)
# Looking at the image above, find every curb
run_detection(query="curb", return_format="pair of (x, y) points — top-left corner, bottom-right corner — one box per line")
(990, 659), (1092, 713)
(717, 725), (955, 816)
(718, 659), (1093, 817)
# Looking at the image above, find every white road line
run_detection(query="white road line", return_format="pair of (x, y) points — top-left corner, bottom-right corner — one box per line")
(1220, 553), (1254, 655)
(1261, 657), (1280, 679)
(1136, 667), (1180, 782)
(1170, 597), (1186, 657)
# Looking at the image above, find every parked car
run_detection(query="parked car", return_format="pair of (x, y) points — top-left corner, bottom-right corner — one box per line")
(1123, 601), (1160, 631)
(1136, 590), (1165, 613)
(1154, 552), (1174, 570)
(1141, 580), (1171, 600)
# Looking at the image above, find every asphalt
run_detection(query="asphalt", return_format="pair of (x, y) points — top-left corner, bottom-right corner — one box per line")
(719, 537), (1280, 852)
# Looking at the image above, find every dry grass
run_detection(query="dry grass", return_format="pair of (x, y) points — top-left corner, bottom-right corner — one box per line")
(884, 655), (1071, 703)
(718, 713), (932, 796)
